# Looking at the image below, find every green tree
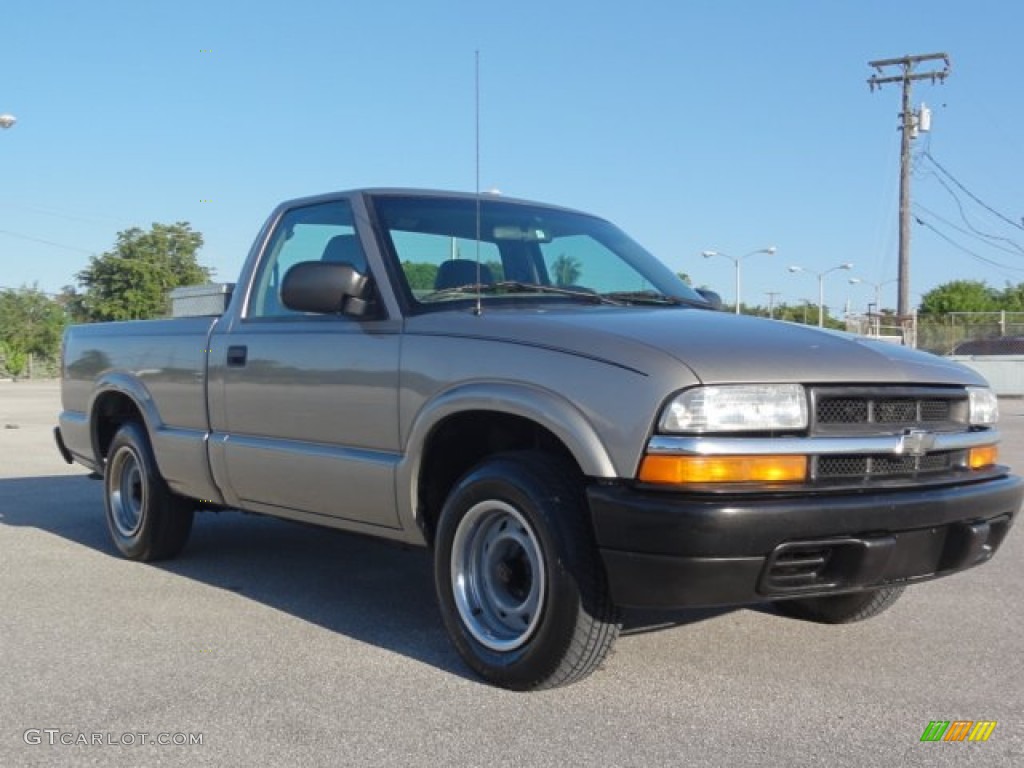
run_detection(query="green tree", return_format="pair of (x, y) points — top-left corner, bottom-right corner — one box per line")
(0, 341), (28, 379)
(919, 280), (999, 314)
(402, 261), (439, 291)
(75, 223), (211, 321)
(484, 260), (505, 282)
(0, 285), (68, 366)
(551, 254), (582, 285)
(997, 282), (1024, 311)
(56, 285), (89, 323)
(743, 301), (848, 328)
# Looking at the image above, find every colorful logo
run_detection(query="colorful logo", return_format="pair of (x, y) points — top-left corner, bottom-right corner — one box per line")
(920, 721), (996, 742)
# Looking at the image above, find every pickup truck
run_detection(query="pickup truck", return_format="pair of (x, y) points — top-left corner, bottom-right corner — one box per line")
(56, 188), (1022, 690)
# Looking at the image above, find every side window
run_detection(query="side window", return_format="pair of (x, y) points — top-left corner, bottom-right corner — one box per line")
(248, 200), (367, 318)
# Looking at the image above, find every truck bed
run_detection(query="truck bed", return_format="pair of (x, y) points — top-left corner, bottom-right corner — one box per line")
(59, 317), (219, 496)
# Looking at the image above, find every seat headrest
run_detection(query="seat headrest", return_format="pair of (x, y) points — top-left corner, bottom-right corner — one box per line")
(435, 259), (494, 290)
(321, 234), (363, 265)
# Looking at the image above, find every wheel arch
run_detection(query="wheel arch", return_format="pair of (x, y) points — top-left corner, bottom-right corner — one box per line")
(88, 374), (162, 469)
(398, 382), (617, 544)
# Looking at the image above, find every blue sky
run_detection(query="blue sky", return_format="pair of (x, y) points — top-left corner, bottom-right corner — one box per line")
(2, 0), (1022, 317)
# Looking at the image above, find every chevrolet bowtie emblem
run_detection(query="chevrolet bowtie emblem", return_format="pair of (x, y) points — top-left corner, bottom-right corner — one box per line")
(897, 429), (937, 457)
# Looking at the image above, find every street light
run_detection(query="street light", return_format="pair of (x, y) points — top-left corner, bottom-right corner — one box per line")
(0, 114), (16, 130)
(788, 262), (853, 327)
(702, 246), (777, 314)
(849, 277), (898, 336)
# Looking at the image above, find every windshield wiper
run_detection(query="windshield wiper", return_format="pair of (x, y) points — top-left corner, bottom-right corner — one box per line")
(422, 281), (624, 305)
(601, 290), (710, 309)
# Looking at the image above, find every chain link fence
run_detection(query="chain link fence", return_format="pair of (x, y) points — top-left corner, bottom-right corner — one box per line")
(845, 314), (910, 346)
(915, 312), (1024, 356)
(844, 311), (1024, 356)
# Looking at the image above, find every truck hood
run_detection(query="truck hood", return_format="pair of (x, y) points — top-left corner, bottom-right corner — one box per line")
(407, 306), (986, 387)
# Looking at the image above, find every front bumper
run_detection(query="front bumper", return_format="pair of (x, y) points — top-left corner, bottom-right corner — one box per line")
(588, 475), (1022, 608)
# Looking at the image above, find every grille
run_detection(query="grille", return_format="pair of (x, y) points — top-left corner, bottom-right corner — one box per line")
(875, 399), (916, 422)
(806, 387), (974, 486)
(815, 451), (962, 482)
(816, 456), (868, 477)
(763, 548), (832, 589)
(816, 399), (867, 424)
(812, 387), (966, 433)
(920, 400), (952, 421)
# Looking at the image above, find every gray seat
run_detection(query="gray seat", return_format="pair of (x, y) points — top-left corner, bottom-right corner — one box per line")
(263, 234), (366, 316)
(435, 259), (494, 290)
(320, 234), (366, 271)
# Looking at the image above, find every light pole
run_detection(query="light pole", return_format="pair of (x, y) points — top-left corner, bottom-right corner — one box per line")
(788, 262), (853, 327)
(0, 114), (16, 130)
(702, 246), (776, 314)
(849, 277), (898, 336)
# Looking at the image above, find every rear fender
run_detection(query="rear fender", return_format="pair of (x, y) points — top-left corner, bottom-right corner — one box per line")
(88, 373), (162, 466)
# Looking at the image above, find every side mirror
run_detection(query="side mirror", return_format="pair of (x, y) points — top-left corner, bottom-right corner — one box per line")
(696, 288), (723, 311)
(281, 261), (371, 316)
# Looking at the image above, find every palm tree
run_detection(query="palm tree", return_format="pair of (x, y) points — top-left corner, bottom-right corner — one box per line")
(551, 254), (582, 285)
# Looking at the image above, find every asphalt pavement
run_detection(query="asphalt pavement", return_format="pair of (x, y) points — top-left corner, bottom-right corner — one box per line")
(1, 380), (1021, 767)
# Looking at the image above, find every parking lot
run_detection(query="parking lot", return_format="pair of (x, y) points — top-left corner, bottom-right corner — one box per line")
(1, 380), (1022, 767)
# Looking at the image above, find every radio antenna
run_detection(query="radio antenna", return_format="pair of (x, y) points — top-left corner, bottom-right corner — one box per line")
(473, 49), (483, 317)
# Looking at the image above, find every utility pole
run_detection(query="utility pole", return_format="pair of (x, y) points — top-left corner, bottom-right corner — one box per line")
(867, 53), (950, 325)
(765, 291), (781, 319)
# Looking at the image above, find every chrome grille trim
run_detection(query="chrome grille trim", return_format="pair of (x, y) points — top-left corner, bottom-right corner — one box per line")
(646, 430), (997, 457)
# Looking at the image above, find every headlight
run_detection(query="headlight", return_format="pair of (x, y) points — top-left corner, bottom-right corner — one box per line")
(659, 384), (808, 433)
(967, 386), (998, 425)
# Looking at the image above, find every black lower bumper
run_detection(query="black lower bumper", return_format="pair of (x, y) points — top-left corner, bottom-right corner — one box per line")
(588, 475), (1022, 608)
(53, 426), (74, 465)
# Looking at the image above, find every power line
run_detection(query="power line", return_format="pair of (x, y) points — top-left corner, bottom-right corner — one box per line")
(922, 151), (1024, 232)
(918, 164), (1024, 254)
(0, 198), (131, 226)
(867, 128), (901, 285)
(0, 229), (95, 254)
(913, 203), (1024, 257)
(0, 284), (63, 297)
(914, 215), (1024, 274)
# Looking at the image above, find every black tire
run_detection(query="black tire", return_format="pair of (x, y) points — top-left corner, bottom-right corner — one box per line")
(434, 452), (621, 690)
(103, 422), (194, 562)
(773, 586), (905, 624)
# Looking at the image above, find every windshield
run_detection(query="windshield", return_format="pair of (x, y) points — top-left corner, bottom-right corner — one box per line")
(371, 195), (707, 310)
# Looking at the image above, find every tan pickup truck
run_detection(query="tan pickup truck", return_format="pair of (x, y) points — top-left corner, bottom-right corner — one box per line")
(56, 189), (1021, 689)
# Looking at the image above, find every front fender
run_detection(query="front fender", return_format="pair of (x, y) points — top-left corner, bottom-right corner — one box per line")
(396, 380), (617, 534)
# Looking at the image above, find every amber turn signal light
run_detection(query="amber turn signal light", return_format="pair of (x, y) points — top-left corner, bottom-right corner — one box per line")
(638, 454), (807, 485)
(968, 445), (998, 469)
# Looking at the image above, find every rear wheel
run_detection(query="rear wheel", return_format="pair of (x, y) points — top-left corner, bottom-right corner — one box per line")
(103, 422), (194, 561)
(773, 586), (905, 624)
(434, 452), (620, 690)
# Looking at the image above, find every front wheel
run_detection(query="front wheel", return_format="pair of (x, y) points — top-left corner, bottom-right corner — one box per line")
(773, 586), (905, 624)
(434, 452), (620, 690)
(104, 422), (194, 561)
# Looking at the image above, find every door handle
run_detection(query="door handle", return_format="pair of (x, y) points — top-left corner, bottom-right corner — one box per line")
(226, 345), (248, 367)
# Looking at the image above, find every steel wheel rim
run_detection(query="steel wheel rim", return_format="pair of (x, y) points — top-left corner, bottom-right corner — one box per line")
(451, 500), (546, 652)
(110, 448), (145, 537)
